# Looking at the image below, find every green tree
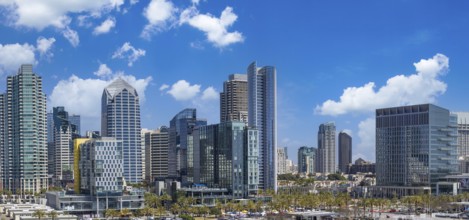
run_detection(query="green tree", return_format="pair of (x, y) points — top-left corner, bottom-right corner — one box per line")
(104, 209), (119, 219)
(120, 208), (132, 218)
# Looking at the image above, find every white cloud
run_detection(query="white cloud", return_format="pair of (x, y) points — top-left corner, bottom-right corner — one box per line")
(201, 86), (218, 100)
(36, 37), (56, 58)
(0, 43), (36, 75)
(48, 73), (152, 130)
(93, 17), (116, 35)
(167, 80), (200, 101)
(0, 0), (125, 30)
(191, 0), (200, 5)
(141, 0), (176, 39)
(179, 6), (244, 48)
(112, 42), (146, 66)
(315, 53), (449, 116)
(62, 27), (80, 47)
(355, 117), (375, 161)
(159, 84), (169, 91)
(94, 64), (112, 77)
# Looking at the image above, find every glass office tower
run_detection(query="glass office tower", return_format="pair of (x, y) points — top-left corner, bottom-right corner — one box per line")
(102, 78), (142, 183)
(247, 62), (277, 191)
(376, 104), (458, 190)
(0, 64), (48, 193)
(169, 108), (206, 184)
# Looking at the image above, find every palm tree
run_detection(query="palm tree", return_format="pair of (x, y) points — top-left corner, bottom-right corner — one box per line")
(155, 206), (166, 217)
(48, 210), (58, 220)
(32, 210), (47, 220)
(170, 203), (182, 216)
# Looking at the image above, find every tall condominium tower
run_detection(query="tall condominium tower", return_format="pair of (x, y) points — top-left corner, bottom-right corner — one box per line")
(102, 78), (142, 183)
(247, 61), (277, 191)
(317, 122), (336, 174)
(297, 146), (316, 174)
(168, 108), (206, 185)
(144, 126), (169, 182)
(220, 74), (248, 123)
(0, 64), (48, 193)
(277, 148), (287, 174)
(338, 131), (352, 173)
(376, 104), (458, 191)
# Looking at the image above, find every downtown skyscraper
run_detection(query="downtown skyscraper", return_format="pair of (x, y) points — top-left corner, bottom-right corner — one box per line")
(376, 104), (458, 192)
(0, 64), (48, 193)
(220, 74), (248, 123)
(247, 62), (277, 191)
(168, 108), (206, 185)
(338, 131), (352, 173)
(317, 122), (336, 174)
(102, 78), (142, 183)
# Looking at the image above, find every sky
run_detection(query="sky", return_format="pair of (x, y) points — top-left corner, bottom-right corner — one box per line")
(1, 0), (469, 164)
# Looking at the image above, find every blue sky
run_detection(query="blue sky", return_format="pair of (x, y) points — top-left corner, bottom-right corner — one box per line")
(1, 0), (469, 163)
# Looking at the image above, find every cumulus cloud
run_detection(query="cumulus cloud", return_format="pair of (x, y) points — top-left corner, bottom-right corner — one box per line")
(48, 73), (152, 130)
(93, 17), (116, 35)
(315, 53), (449, 116)
(94, 64), (112, 77)
(201, 86), (218, 100)
(0, 42), (36, 75)
(141, 0), (176, 39)
(112, 42), (146, 66)
(0, 0), (125, 30)
(167, 80), (200, 101)
(355, 117), (375, 161)
(179, 6), (244, 47)
(62, 27), (80, 47)
(36, 37), (56, 58)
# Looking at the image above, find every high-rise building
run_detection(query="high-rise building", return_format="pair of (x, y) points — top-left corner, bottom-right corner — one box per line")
(101, 78), (142, 183)
(69, 115), (81, 135)
(168, 108), (206, 185)
(193, 122), (259, 198)
(298, 146), (316, 174)
(453, 112), (469, 172)
(73, 138), (90, 194)
(144, 126), (169, 182)
(79, 137), (124, 196)
(247, 62), (277, 191)
(317, 122), (336, 174)
(376, 104), (458, 191)
(0, 64), (48, 193)
(51, 106), (79, 186)
(285, 159), (294, 174)
(220, 74), (248, 123)
(277, 147), (287, 174)
(338, 131), (352, 173)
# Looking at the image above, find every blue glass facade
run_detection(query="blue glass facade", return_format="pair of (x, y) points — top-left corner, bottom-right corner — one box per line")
(247, 62), (277, 191)
(102, 79), (142, 183)
(376, 104), (459, 190)
(169, 108), (206, 185)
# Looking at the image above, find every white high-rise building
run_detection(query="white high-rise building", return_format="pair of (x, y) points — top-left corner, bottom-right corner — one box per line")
(277, 148), (287, 174)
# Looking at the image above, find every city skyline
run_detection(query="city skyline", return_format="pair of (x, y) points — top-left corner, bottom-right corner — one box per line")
(1, 1), (469, 163)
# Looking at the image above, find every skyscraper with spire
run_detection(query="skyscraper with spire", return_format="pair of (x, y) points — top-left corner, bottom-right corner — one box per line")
(0, 64), (48, 193)
(102, 78), (142, 183)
